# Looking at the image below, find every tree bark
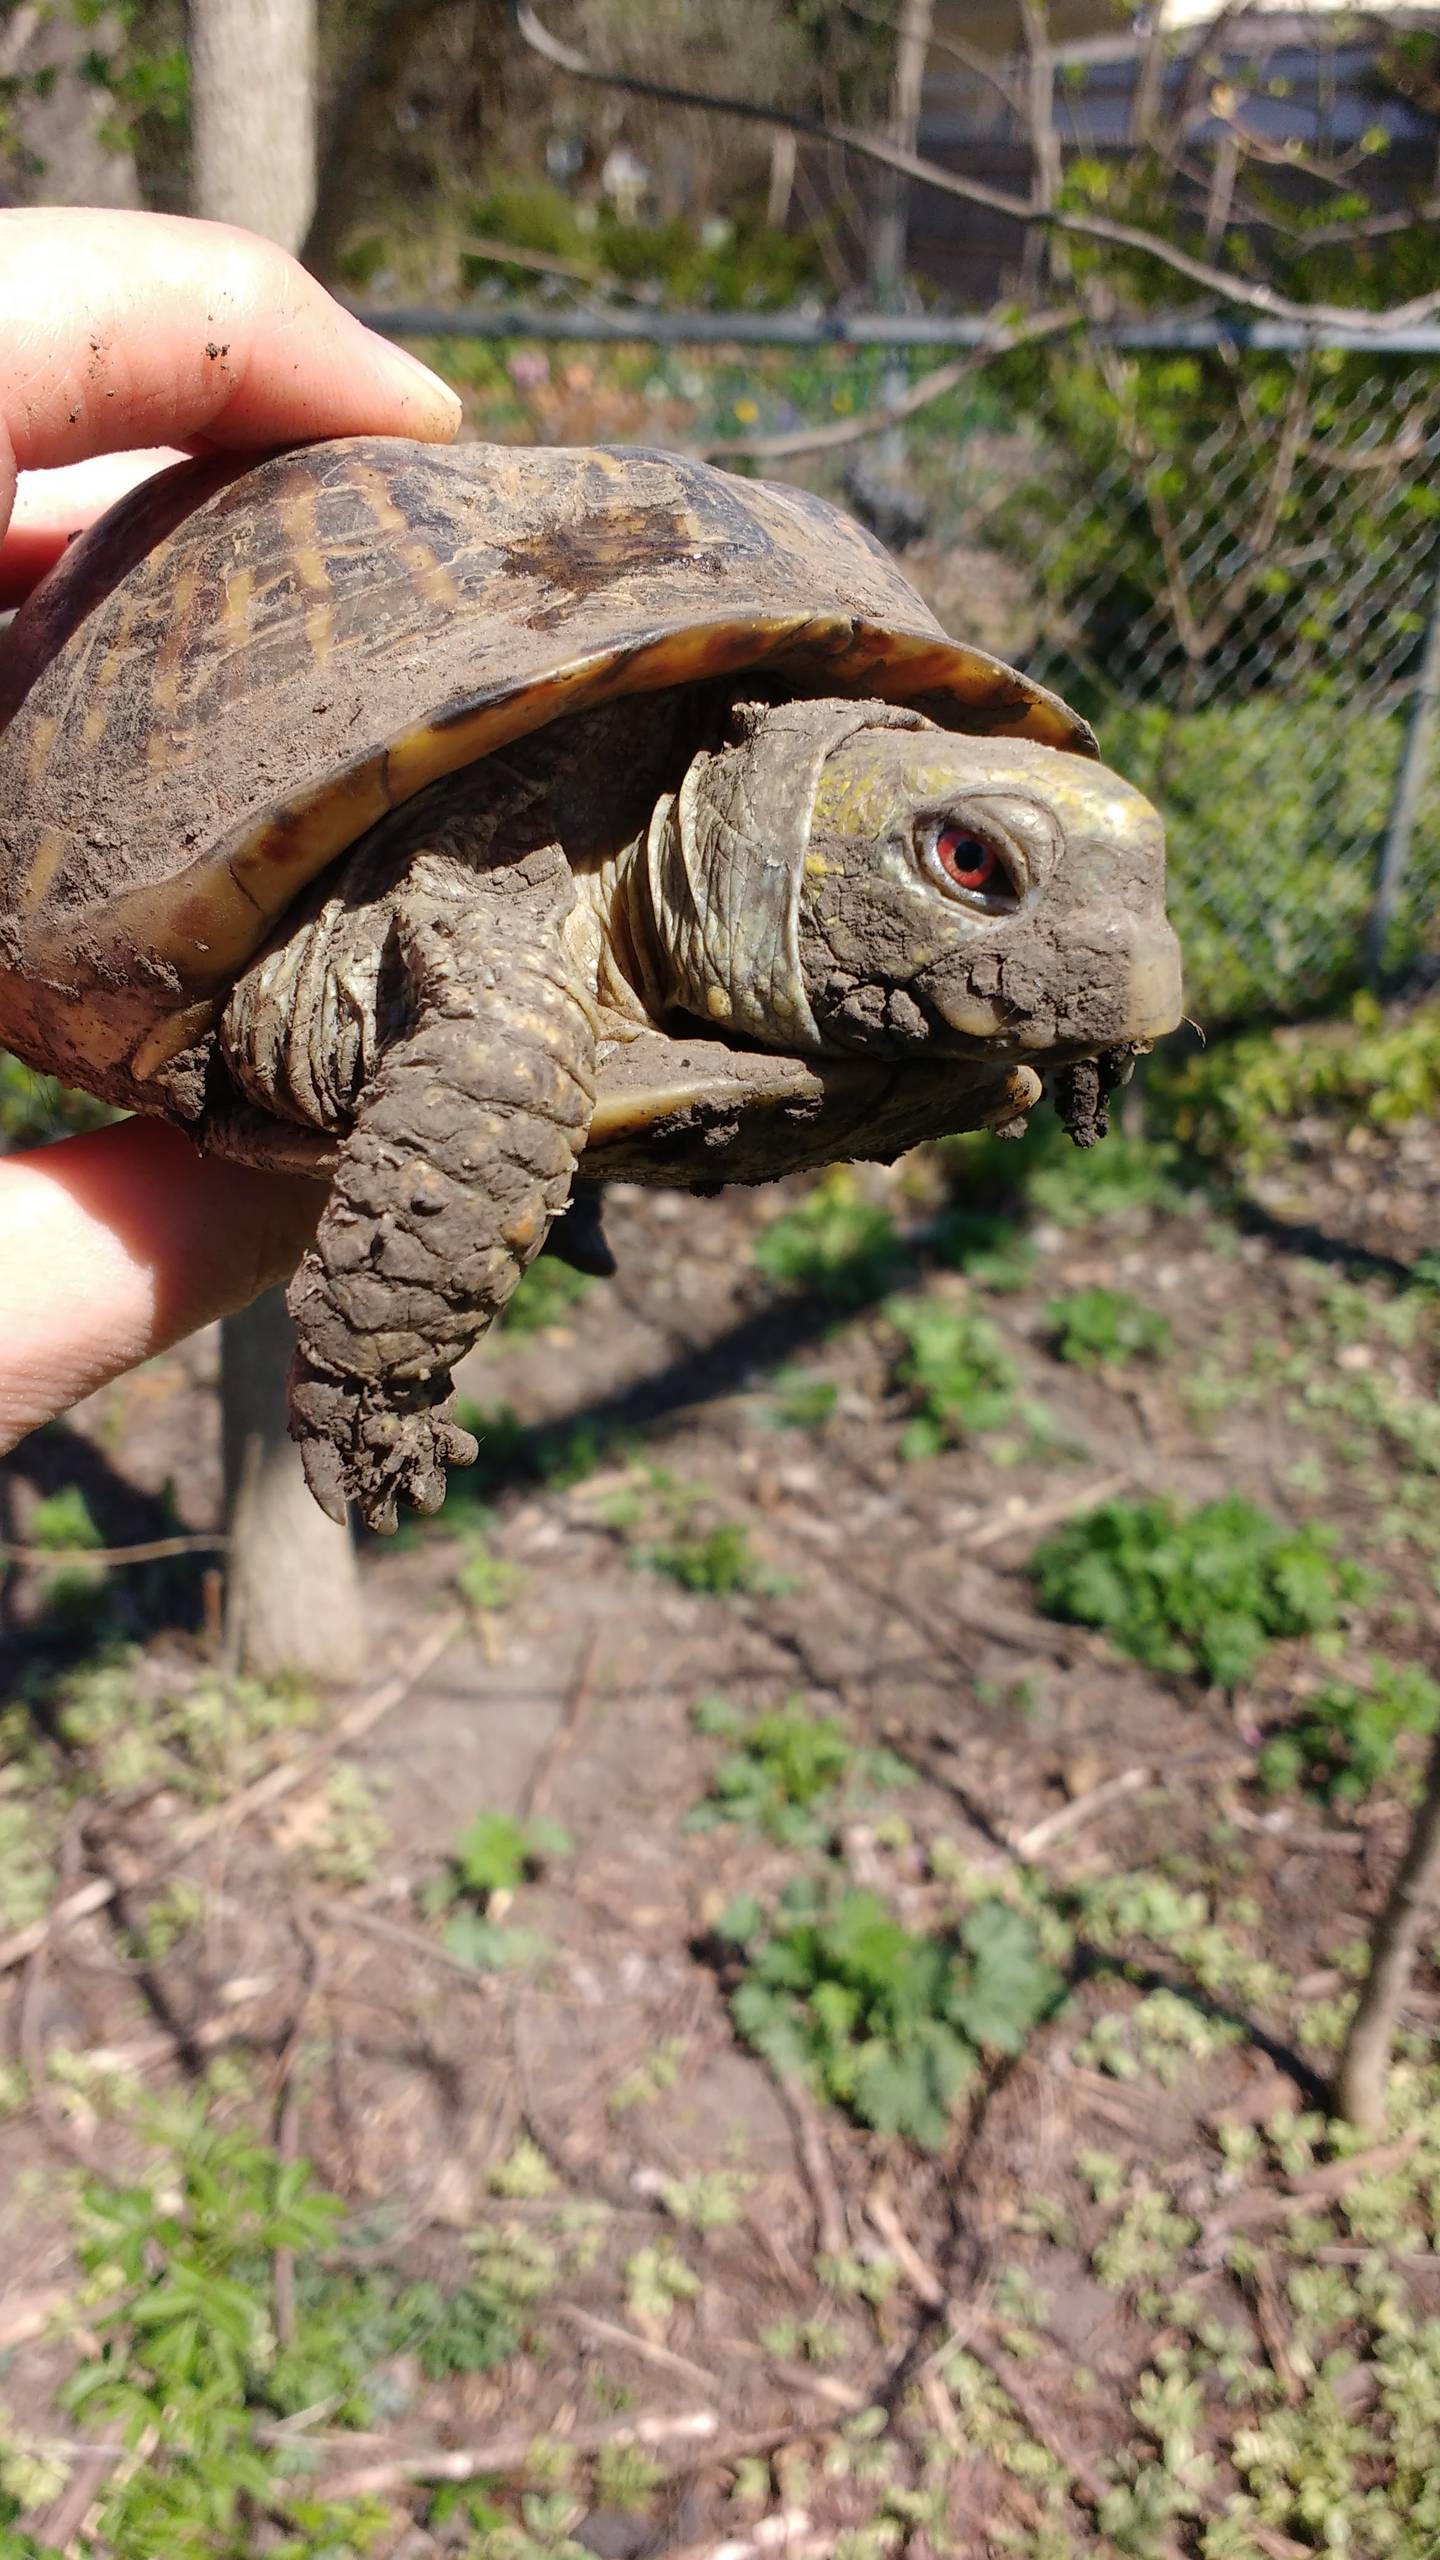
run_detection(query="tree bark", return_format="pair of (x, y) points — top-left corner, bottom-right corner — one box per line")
(868, 0), (931, 301)
(220, 1288), (366, 1683)
(192, 0), (316, 252)
(0, 5), (141, 208)
(1335, 1726), (1440, 2134)
(191, 0), (364, 1679)
(302, 0), (458, 280)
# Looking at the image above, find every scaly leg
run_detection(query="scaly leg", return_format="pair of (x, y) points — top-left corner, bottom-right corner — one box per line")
(287, 858), (597, 1531)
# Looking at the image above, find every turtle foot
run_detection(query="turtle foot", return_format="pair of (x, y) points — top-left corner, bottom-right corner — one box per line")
(288, 1358), (479, 1534)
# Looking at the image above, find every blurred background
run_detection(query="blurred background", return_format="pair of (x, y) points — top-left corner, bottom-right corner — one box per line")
(2, 9), (1440, 2558)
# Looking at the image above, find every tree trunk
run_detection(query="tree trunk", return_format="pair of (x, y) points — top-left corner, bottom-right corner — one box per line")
(1335, 1725), (1440, 2134)
(220, 1288), (366, 1683)
(302, 0), (458, 280)
(0, 5), (141, 208)
(191, 0), (364, 1680)
(192, 0), (316, 251)
(867, 0), (931, 485)
(868, 0), (931, 303)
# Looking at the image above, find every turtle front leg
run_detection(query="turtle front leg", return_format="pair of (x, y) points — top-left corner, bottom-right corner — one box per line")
(286, 878), (597, 1531)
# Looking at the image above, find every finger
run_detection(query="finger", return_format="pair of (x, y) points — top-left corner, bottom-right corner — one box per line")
(0, 1119), (325, 1454)
(0, 206), (459, 544)
(0, 448), (187, 607)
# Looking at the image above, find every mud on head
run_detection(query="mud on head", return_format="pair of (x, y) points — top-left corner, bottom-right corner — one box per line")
(652, 695), (1181, 1063)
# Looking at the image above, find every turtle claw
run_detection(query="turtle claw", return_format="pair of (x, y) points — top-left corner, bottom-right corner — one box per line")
(288, 1357), (479, 1534)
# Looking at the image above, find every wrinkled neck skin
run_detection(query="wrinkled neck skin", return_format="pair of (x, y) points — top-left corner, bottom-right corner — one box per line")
(619, 696), (927, 1055)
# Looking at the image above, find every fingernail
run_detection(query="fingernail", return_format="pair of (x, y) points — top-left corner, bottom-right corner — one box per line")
(363, 332), (463, 436)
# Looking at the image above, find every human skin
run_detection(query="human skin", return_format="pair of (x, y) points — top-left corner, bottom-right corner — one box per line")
(0, 207), (461, 1453)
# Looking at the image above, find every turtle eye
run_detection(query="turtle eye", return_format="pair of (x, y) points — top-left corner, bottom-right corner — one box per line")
(923, 823), (1020, 910)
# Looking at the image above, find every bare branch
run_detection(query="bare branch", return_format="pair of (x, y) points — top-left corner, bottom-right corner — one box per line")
(695, 306), (1075, 460)
(510, 2), (1440, 332)
(841, 0), (1025, 119)
(1336, 1723), (1440, 2133)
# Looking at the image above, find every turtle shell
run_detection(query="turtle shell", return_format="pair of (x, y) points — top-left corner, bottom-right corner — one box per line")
(0, 435), (1097, 1104)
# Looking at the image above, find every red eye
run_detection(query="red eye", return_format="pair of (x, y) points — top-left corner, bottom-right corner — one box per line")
(936, 828), (1004, 894)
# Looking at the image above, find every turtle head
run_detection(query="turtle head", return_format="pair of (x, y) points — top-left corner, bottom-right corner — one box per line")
(647, 697), (1181, 1068)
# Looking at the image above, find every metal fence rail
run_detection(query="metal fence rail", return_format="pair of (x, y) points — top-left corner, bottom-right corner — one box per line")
(363, 306), (1438, 1026)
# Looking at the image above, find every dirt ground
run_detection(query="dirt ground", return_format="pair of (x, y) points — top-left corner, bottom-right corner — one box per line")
(1, 1097), (1438, 2558)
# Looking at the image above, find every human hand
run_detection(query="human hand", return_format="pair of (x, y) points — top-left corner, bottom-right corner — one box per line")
(0, 207), (462, 1454)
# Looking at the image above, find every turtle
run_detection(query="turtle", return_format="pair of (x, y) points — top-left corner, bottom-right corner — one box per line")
(0, 435), (1181, 1530)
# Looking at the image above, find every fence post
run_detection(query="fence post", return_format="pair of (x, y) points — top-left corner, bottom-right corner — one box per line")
(1366, 544), (1440, 985)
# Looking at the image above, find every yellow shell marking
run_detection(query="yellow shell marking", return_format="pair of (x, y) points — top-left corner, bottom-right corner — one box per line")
(24, 710), (59, 788)
(146, 564), (199, 768)
(24, 827), (68, 913)
(278, 482), (336, 666)
(80, 586), (145, 749)
(351, 458), (461, 614)
(221, 563), (256, 644)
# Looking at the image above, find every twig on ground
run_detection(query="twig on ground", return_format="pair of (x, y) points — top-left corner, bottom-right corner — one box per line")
(272, 1907), (324, 2350)
(866, 2188), (946, 2310)
(311, 2406), (718, 2499)
(19, 1817), (109, 2176)
(966, 1473), (1133, 1556)
(1215, 2132), (1420, 2232)
(0, 1613), (464, 1975)
(311, 1897), (501, 1983)
(1013, 1765), (1153, 1858)
(0, 2285), (72, 2351)
(8, 1976), (281, 2106)
(777, 2077), (849, 2259)
(965, 2339), (1124, 2524)
(553, 2300), (720, 2396)
(666, 2519), (824, 2560)
(1222, 1798), (1366, 1854)
(516, 1624), (603, 1823)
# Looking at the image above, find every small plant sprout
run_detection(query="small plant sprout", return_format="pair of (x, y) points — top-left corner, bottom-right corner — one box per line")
(1032, 1493), (1368, 1689)
(752, 1169), (902, 1309)
(729, 1888), (1061, 2149)
(1047, 1286), (1172, 1369)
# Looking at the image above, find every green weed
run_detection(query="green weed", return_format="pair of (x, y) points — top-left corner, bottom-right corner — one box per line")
(1259, 1660), (1440, 1806)
(26, 2102), (412, 2556)
(1160, 994), (1440, 1176)
(422, 1809), (571, 1971)
(624, 2242), (700, 2332)
(24, 1485), (104, 1552)
(16, 1653), (323, 1809)
(637, 1518), (776, 1596)
(1047, 1287), (1172, 1369)
(454, 1530), (524, 1614)
(0, 1801), (57, 1935)
(599, 1467), (788, 1597)
(726, 1885), (1062, 2150)
(608, 2040), (686, 2114)
(759, 1368), (842, 1430)
(455, 1401), (626, 1500)
(499, 1256), (595, 1335)
(687, 1696), (912, 1846)
(1031, 1494), (1369, 1688)
(430, 1809), (572, 1901)
(887, 1295), (1021, 1458)
(0, 1051), (111, 1150)
(752, 1171), (902, 1309)
(931, 1206), (1038, 1290)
